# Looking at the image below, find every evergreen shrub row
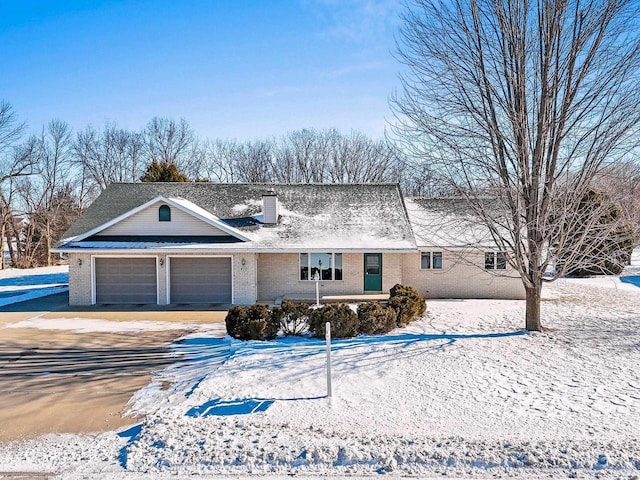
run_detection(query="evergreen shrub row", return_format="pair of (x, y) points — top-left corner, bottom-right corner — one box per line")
(224, 284), (426, 341)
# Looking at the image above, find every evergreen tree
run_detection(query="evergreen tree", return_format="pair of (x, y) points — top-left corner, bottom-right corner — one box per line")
(140, 161), (190, 182)
(556, 190), (634, 276)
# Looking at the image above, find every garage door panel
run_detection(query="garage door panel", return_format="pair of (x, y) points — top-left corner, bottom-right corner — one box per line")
(95, 258), (157, 304)
(170, 257), (232, 304)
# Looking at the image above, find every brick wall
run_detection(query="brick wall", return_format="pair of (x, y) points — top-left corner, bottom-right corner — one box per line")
(382, 253), (403, 292)
(158, 254), (168, 304)
(401, 250), (525, 299)
(233, 253), (257, 305)
(256, 252), (406, 301)
(258, 253), (357, 301)
(68, 253), (92, 305)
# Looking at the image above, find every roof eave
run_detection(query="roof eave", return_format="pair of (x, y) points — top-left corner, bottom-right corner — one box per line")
(53, 245), (419, 254)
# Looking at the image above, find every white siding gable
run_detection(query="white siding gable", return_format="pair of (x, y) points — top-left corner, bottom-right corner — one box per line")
(96, 203), (230, 237)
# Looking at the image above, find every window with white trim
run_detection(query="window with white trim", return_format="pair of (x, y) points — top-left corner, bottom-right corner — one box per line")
(485, 251), (507, 270)
(300, 253), (343, 280)
(421, 251), (443, 270)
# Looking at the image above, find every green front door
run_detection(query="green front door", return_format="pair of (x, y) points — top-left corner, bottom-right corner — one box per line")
(364, 253), (382, 291)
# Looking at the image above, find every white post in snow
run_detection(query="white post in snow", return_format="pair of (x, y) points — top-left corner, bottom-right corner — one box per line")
(315, 275), (320, 307)
(325, 321), (332, 398)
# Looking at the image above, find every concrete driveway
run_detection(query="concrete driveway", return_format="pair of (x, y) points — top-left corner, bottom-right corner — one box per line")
(0, 293), (227, 442)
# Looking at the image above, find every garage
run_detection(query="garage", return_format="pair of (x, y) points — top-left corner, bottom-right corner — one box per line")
(169, 257), (232, 304)
(94, 257), (157, 304)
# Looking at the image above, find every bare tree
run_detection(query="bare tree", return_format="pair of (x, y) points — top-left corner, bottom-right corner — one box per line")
(281, 129), (330, 183)
(392, 0), (640, 330)
(143, 117), (199, 178)
(0, 101), (25, 153)
(326, 130), (398, 183)
(398, 157), (453, 197)
(200, 139), (240, 182)
(0, 102), (38, 268)
(271, 128), (398, 184)
(196, 129), (400, 185)
(73, 123), (144, 199)
(234, 140), (275, 183)
(18, 120), (79, 266)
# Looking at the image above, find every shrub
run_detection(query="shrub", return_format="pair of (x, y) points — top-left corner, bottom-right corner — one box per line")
(357, 301), (397, 335)
(225, 304), (279, 341)
(271, 300), (311, 336)
(388, 284), (426, 326)
(309, 304), (359, 338)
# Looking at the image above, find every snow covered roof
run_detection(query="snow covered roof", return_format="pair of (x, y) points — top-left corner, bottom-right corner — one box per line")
(405, 198), (496, 249)
(60, 183), (416, 251)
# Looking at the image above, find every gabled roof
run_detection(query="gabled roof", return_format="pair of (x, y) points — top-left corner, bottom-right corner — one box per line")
(67, 195), (251, 243)
(60, 183), (416, 251)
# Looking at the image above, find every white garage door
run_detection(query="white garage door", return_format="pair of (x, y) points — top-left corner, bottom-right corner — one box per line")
(169, 257), (232, 304)
(94, 257), (157, 304)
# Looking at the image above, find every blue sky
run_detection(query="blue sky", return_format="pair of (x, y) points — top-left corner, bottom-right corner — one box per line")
(0, 1), (402, 140)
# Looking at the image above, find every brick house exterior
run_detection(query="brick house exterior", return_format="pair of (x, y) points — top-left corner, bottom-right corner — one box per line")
(54, 183), (525, 306)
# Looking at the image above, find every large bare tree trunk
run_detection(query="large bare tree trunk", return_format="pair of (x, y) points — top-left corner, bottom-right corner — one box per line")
(525, 285), (542, 332)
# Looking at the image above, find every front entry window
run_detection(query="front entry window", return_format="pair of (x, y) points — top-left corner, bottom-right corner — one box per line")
(299, 253), (343, 280)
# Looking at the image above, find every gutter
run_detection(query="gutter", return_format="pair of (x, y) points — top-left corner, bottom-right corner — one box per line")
(52, 246), (419, 254)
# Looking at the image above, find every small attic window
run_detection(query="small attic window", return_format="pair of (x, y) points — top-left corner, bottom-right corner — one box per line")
(159, 205), (171, 222)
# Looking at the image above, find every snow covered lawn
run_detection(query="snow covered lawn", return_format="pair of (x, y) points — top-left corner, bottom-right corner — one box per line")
(0, 265), (68, 307)
(0, 267), (639, 478)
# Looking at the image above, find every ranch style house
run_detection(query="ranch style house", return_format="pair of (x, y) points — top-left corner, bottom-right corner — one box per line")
(53, 183), (525, 306)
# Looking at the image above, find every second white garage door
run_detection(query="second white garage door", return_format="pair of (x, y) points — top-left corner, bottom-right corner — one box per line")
(169, 257), (232, 304)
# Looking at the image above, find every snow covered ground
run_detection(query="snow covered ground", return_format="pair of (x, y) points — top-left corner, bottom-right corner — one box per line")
(0, 259), (639, 479)
(0, 265), (68, 307)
